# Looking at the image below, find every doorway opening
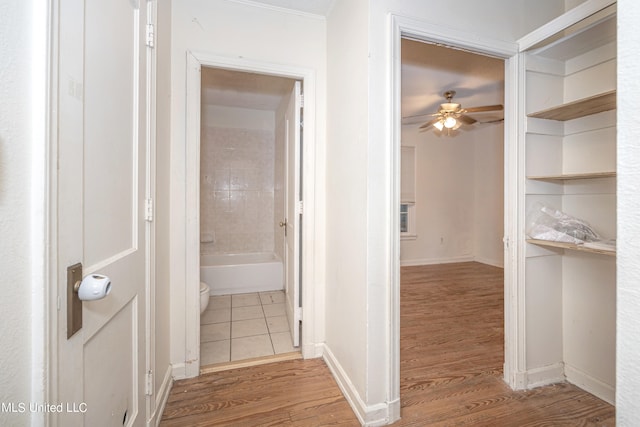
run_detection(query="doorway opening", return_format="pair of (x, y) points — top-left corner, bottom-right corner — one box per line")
(198, 67), (303, 369)
(398, 35), (506, 407)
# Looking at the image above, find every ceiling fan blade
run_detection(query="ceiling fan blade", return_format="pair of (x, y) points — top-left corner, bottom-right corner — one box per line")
(419, 118), (440, 130)
(458, 114), (477, 125)
(464, 104), (504, 113)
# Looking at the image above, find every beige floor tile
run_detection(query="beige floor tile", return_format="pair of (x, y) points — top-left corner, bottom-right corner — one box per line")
(231, 335), (274, 361)
(266, 315), (289, 333)
(232, 293), (261, 307)
(231, 318), (268, 338)
(209, 295), (231, 310)
(262, 302), (285, 317)
(201, 322), (230, 343)
(201, 308), (231, 325)
(270, 331), (297, 354)
(232, 305), (264, 321)
(201, 340), (230, 365)
(259, 291), (285, 305)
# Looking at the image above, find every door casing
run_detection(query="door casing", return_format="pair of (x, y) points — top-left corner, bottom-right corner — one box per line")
(181, 51), (320, 378)
(388, 15), (521, 421)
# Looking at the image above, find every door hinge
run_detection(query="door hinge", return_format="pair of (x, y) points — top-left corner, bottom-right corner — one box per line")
(297, 200), (304, 215)
(146, 24), (155, 48)
(145, 370), (153, 396)
(299, 93), (304, 108)
(145, 198), (154, 222)
(503, 236), (509, 249)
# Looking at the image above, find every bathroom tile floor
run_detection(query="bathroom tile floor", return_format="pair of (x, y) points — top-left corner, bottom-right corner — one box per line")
(200, 290), (298, 366)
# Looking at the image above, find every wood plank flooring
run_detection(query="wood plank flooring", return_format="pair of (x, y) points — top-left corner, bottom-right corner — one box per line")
(160, 357), (358, 426)
(161, 262), (615, 426)
(397, 262), (615, 426)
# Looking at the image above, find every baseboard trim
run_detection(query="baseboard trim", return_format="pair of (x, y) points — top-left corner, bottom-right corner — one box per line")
(400, 256), (474, 267)
(525, 362), (565, 389)
(565, 364), (615, 405)
(171, 362), (187, 381)
(303, 342), (324, 359)
(152, 366), (173, 427)
(322, 344), (392, 426)
(473, 256), (504, 268)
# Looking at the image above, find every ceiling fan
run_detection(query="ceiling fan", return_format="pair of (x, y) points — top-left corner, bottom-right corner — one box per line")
(418, 90), (503, 132)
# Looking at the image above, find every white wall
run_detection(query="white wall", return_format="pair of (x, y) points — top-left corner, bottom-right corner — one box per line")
(474, 124), (505, 267)
(170, 0), (326, 374)
(0, 1), (43, 425)
(326, 0), (567, 424)
(325, 0), (371, 418)
(400, 128), (477, 265)
(399, 124), (504, 268)
(617, 0), (640, 423)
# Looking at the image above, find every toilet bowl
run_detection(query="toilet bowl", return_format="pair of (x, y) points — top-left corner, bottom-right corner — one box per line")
(200, 281), (210, 314)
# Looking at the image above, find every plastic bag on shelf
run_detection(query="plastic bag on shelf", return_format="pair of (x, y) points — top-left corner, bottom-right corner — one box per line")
(526, 202), (600, 244)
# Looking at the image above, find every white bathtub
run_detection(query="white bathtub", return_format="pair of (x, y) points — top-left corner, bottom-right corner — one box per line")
(200, 252), (284, 296)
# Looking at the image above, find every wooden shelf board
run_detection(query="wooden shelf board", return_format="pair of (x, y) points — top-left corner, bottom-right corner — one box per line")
(527, 171), (616, 181)
(527, 239), (615, 256)
(528, 90), (616, 121)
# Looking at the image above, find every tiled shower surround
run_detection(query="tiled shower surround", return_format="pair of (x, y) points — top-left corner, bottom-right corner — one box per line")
(200, 125), (276, 255)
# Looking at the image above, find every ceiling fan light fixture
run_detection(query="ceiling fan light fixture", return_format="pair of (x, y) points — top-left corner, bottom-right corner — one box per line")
(443, 116), (457, 129)
(433, 120), (444, 131)
(440, 103), (460, 111)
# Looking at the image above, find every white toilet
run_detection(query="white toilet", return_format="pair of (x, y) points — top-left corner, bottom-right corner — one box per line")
(200, 281), (211, 314)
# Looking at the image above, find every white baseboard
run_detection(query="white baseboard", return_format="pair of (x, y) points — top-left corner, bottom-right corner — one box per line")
(400, 256), (474, 267)
(152, 366), (174, 427)
(525, 362), (566, 389)
(302, 342), (324, 359)
(565, 364), (615, 405)
(400, 256), (505, 268)
(321, 344), (393, 426)
(473, 256), (504, 268)
(171, 362), (187, 381)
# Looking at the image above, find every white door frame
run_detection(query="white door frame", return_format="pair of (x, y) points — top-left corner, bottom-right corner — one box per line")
(388, 15), (525, 407)
(184, 51), (319, 377)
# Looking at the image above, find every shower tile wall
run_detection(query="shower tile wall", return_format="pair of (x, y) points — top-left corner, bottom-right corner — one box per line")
(201, 124), (276, 255)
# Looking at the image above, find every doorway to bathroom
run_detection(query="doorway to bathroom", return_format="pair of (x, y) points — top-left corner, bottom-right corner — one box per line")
(198, 67), (303, 368)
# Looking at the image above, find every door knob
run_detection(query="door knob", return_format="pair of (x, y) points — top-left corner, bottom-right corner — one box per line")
(279, 220), (287, 228)
(75, 273), (112, 301)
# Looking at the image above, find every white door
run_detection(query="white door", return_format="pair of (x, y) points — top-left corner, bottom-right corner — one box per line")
(55, 0), (149, 425)
(284, 81), (302, 347)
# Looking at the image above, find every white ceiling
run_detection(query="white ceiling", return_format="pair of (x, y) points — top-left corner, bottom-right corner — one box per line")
(232, 0), (335, 16)
(201, 37), (505, 131)
(401, 38), (504, 125)
(201, 67), (295, 110)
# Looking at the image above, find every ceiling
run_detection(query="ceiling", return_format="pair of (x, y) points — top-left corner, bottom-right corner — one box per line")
(201, 67), (295, 110)
(232, 0), (335, 16)
(201, 38), (505, 131)
(401, 38), (505, 126)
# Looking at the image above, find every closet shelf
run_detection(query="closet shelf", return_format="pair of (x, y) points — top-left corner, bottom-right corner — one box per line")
(527, 90), (616, 121)
(526, 239), (615, 256)
(527, 171), (616, 181)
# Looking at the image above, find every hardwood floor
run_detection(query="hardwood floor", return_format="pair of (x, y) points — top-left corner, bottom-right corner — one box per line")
(160, 357), (358, 426)
(397, 262), (615, 426)
(160, 262), (615, 426)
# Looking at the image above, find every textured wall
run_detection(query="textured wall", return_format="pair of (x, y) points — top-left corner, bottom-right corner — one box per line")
(616, 0), (640, 423)
(0, 0), (35, 424)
